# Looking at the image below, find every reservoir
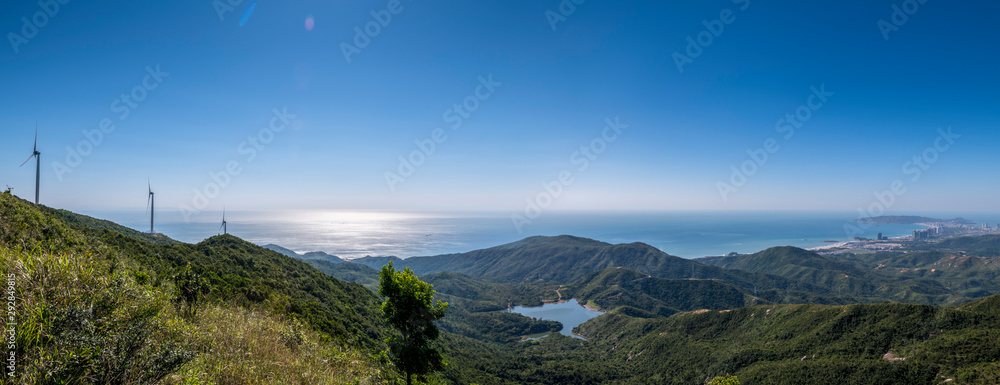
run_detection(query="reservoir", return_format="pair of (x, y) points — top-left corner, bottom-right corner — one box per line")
(510, 299), (604, 340)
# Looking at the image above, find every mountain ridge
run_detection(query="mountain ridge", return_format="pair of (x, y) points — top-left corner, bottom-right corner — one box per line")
(262, 243), (345, 264)
(853, 215), (974, 225)
(350, 235), (855, 307)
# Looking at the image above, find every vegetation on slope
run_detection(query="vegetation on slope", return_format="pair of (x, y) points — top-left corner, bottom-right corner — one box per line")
(161, 304), (391, 384)
(924, 235), (1000, 257)
(305, 262), (561, 309)
(0, 192), (395, 383)
(698, 246), (865, 279)
(307, 258), (381, 289)
(309, 261), (567, 343)
(576, 298), (1000, 384)
(699, 244), (1000, 305)
(565, 267), (759, 317)
(5, 247), (191, 383)
(2, 245), (393, 384)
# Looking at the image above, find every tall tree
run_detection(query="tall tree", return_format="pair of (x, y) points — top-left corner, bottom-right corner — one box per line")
(378, 262), (448, 385)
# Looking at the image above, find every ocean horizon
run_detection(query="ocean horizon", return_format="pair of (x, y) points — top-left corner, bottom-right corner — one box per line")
(80, 210), (1000, 260)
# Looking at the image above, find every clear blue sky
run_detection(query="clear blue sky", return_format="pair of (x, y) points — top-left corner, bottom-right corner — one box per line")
(1, 0), (998, 220)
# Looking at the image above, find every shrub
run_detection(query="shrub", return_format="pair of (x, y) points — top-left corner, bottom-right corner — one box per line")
(4, 247), (193, 384)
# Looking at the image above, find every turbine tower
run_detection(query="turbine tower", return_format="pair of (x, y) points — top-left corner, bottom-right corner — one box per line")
(19, 123), (41, 204)
(146, 180), (155, 234)
(220, 206), (228, 235)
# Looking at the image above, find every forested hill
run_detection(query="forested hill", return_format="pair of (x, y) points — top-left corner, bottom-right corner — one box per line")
(931, 235), (1000, 255)
(698, 243), (1000, 305)
(564, 267), (759, 317)
(698, 246), (862, 274)
(696, 246), (879, 298)
(348, 235), (729, 285)
(575, 295), (1000, 384)
(350, 235), (843, 302)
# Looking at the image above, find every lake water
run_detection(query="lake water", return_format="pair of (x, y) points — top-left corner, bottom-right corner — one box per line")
(510, 299), (604, 340)
(82, 210), (999, 259)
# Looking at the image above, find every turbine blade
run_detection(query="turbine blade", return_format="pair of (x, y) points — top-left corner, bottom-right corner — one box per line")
(146, 195), (150, 216)
(20, 154), (35, 167)
(33, 122), (38, 152)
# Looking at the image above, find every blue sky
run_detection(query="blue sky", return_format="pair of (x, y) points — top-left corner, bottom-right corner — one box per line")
(1, 0), (998, 220)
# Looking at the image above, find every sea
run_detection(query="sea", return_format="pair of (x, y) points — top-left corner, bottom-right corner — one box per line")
(83, 210), (1000, 260)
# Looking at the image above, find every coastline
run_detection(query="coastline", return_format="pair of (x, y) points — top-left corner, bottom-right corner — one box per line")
(807, 242), (849, 251)
(522, 297), (605, 313)
(581, 301), (603, 312)
(806, 221), (941, 252)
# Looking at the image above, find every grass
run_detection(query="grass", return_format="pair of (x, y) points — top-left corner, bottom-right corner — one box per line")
(4, 247), (190, 384)
(2, 245), (394, 384)
(161, 305), (393, 385)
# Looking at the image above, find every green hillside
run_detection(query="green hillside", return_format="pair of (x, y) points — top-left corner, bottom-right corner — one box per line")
(306, 258), (381, 289)
(926, 235), (1000, 257)
(839, 249), (1000, 299)
(576, 298), (1000, 384)
(698, 246), (865, 278)
(565, 267), (759, 317)
(696, 246), (879, 298)
(698, 246), (982, 305)
(0, 192), (395, 384)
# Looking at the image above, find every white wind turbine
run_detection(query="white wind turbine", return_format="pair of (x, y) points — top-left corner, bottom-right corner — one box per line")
(220, 206), (228, 235)
(19, 122), (41, 204)
(146, 180), (155, 234)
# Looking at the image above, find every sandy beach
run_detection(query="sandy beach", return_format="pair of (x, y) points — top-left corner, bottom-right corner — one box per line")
(581, 302), (603, 312)
(807, 242), (849, 251)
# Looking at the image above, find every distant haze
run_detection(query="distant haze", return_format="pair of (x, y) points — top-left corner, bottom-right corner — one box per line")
(83, 210), (1000, 260)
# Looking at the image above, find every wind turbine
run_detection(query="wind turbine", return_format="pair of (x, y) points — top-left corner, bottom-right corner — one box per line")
(219, 206), (227, 235)
(146, 180), (155, 234)
(19, 122), (40, 204)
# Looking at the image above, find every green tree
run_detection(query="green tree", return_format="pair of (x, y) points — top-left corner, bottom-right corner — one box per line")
(378, 262), (449, 385)
(706, 374), (740, 385)
(175, 262), (210, 318)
